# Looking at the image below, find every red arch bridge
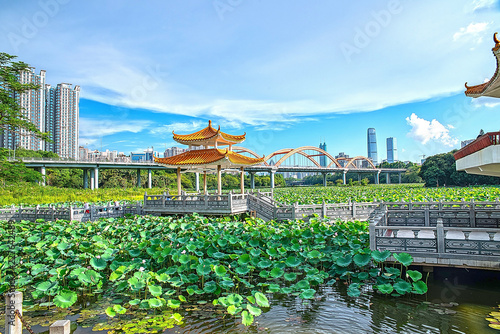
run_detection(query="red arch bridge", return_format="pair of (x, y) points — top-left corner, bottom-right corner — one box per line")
(13, 146), (405, 189)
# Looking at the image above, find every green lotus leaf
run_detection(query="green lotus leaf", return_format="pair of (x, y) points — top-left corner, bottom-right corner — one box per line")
(295, 280), (310, 290)
(347, 284), (361, 297)
(412, 281), (428, 294)
(393, 281), (412, 294)
(196, 262), (212, 276)
(148, 285), (162, 297)
(148, 298), (163, 308)
(235, 265), (250, 275)
(249, 240), (260, 247)
(250, 248), (261, 257)
(27, 235), (41, 243)
(105, 306), (116, 317)
(259, 270), (270, 278)
(113, 304), (127, 314)
(285, 256), (302, 267)
(267, 284), (280, 293)
(227, 304), (241, 315)
(227, 294), (243, 305)
(284, 272), (297, 281)
(179, 254), (191, 264)
(219, 279), (234, 289)
(129, 299), (141, 305)
(336, 254), (352, 267)
(203, 281), (217, 294)
(281, 287), (293, 294)
(307, 250), (321, 259)
(376, 283), (393, 294)
(56, 242), (69, 251)
(300, 288), (316, 299)
(356, 272), (370, 280)
(406, 270), (423, 282)
(257, 259), (272, 268)
(371, 250), (392, 262)
(212, 252), (227, 259)
(241, 310), (254, 326)
(238, 254), (251, 265)
(384, 267), (401, 277)
(254, 292), (269, 308)
(353, 253), (371, 267)
(53, 290), (77, 308)
(167, 299), (181, 309)
(156, 273), (170, 283)
(214, 265), (227, 277)
(90, 257), (107, 271)
(266, 248), (278, 257)
(128, 249), (141, 257)
(270, 267), (284, 278)
(247, 304), (262, 317)
(393, 253), (413, 267)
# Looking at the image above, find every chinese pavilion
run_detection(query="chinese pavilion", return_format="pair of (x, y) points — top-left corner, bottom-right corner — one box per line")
(154, 120), (265, 195)
(465, 33), (500, 98)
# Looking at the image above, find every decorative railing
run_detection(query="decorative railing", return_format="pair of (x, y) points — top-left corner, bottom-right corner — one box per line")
(453, 131), (500, 160)
(369, 201), (500, 268)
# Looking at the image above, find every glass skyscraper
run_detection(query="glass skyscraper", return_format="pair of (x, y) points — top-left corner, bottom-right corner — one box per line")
(386, 137), (398, 163)
(319, 142), (327, 167)
(367, 128), (378, 164)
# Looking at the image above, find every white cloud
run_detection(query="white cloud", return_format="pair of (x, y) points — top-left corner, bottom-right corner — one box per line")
(149, 121), (206, 137)
(79, 118), (153, 137)
(453, 22), (490, 41)
(471, 0), (497, 11)
(406, 113), (459, 147)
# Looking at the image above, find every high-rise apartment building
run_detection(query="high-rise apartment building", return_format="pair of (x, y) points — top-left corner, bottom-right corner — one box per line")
(386, 137), (398, 163)
(45, 83), (80, 159)
(0, 67), (80, 159)
(319, 142), (327, 167)
(367, 128), (378, 164)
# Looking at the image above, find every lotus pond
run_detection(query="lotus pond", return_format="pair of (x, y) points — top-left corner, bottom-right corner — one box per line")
(273, 184), (500, 205)
(1, 214), (499, 333)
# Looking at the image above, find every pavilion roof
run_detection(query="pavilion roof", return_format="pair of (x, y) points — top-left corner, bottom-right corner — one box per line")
(172, 120), (246, 146)
(154, 148), (264, 168)
(465, 33), (500, 98)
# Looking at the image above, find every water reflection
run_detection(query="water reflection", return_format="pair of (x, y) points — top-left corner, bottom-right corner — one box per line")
(14, 268), (500, 333)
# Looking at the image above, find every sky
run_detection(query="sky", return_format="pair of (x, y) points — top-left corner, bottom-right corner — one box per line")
(1, 0), (500, 163)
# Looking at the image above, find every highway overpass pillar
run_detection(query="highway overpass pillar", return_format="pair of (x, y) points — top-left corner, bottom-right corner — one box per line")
(195, 172), (200, 192)
(270, 171), (275, 189)
(322, 172), (327, 187)
(399, 172), (402, 184)
(94, 168), (99, 190)
(83, 169), (88, 189)
(137, 169), (141, 188)
(90, 169), (95, 190)
(343, 170), (347, 185)
(386, 172), (391, 184)
(375, 170), (380, 184)
(40, 166), (46, 186)
(148, 169), (152, 189)
(250, 172), (255, 189)
(358, 173), (361, 182)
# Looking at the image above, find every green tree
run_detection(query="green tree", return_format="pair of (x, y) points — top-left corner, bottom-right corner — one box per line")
(0, 53), (50, 141)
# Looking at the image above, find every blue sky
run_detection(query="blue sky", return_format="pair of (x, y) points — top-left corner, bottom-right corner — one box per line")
(1, 0), (500, 162)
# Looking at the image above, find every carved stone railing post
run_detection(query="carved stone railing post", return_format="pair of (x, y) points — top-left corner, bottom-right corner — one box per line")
(424, 207), (430, 227)
(352, 201), (356, 219)
(369, 223), (376, 250)
(50, 320), (71, 334)
(436, 218), (445, 254)
(69, 206), (74, 221)
(162, 192), (166, 208)
(470, 199), (476, 228)
(322, 200), (326, 219)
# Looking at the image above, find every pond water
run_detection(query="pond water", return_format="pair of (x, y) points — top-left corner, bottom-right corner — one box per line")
(16, 268), (500, 334)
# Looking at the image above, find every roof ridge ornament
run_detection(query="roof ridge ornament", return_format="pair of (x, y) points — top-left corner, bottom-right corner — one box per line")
(465, 82), (470, 89)
(494, 32), (499, 44)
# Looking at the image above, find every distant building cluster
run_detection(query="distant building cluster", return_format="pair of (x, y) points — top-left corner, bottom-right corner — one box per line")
(0, 67), (80, 159)
(78, 146), (130, 162)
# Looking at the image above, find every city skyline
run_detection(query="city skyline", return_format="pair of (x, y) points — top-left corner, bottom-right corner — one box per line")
(1, 1), (500, 162)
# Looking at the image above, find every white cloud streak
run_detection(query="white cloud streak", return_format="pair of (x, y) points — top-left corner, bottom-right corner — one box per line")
(453, 22), (490, 41)
(406, 113), (459, 147)
(79, 118), (153, 137)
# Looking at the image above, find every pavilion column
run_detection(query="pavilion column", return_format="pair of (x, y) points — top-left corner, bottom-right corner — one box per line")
(250, 172), (255, 189)
(136, 169), (141, 188)
(322, 172), (327, 187)
(203, 171), (207, 195)
(240, 167), (245, 194)
(177, 167), (182, 195)
(386, 172), (391, 184)
(270, 170), (275, 189)
(343, 170), (347, 185)
(195, 172), (200, 193)
(83, 169), (88, 189)
(94, 167), (99, 190)
(217, 165), (222, 195)
(148, 169), (152, 189)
